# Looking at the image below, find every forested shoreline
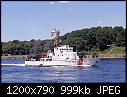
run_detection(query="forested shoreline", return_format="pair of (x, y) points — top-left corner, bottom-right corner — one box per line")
(2, 26), (125, 56)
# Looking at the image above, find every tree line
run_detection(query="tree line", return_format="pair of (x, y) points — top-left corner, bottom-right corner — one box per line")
(2, 26), (125, 55)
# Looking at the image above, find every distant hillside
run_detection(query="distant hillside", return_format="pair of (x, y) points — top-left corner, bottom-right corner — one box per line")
(2, 26), (125, 56)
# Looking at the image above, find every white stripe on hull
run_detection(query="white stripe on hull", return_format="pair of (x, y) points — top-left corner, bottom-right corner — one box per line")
(25, 58), (99, 67)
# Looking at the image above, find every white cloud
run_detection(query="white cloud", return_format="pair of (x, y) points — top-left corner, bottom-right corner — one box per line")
(49, 1), (55, 5)
(58, 1), (71, 4)
(49, 1), (72, 5)
(97, 21), (102, 24)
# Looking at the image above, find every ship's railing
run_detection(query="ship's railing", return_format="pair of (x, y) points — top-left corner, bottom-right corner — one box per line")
(40, 58), (52, 61)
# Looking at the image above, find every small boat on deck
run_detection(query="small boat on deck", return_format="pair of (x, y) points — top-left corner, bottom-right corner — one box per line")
(25, 29), (99, 67)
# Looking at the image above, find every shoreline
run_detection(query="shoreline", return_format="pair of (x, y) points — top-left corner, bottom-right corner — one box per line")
(1, 55), (126, 59)
(1, 55), (28, 59)
(100, 57), (125, 59)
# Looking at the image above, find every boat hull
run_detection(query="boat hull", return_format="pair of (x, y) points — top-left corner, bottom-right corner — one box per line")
(25, 58), (99, 67)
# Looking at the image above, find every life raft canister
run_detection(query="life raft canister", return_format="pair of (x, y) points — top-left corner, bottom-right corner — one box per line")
(77, 58), (83, 65)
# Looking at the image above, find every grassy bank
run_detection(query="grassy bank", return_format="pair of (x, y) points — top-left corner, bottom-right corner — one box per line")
(85, 46), (126, 58)
(1, 55), (28, 59)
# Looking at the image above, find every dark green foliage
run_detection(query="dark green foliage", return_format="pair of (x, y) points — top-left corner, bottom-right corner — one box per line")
(113, 26), (125, 46)
(1, 26), (125, 55)
(60, 26), (125, 51)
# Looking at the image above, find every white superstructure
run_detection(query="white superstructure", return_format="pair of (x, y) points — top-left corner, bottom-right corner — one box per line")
(51, 45), (78, 60)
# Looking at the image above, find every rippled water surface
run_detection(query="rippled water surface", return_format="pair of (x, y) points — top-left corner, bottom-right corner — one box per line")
(1, 58), (126, 83)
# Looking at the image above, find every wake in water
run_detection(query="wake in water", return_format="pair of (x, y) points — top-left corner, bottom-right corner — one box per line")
(1, 64), (25, 66)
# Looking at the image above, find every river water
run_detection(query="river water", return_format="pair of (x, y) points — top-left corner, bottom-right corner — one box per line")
(1, 58), (126, 83)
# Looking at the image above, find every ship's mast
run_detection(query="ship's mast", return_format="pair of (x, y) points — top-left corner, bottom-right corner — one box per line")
(51, 28), (60, 47)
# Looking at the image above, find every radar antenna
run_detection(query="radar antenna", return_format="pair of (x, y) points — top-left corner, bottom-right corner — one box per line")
(51, 28), (60, 47)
